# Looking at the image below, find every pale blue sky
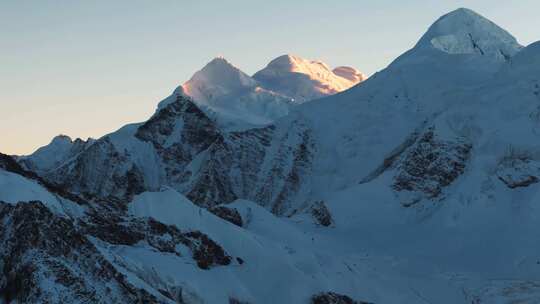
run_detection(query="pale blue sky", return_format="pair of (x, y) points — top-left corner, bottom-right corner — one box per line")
(1, 0), (539, 155)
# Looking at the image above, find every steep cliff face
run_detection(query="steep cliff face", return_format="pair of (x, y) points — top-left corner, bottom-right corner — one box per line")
(135, 94), (223, 190)
(38, 95), (219, 203)
(36, 95), (314, 214)
(186, 119), (315, 214)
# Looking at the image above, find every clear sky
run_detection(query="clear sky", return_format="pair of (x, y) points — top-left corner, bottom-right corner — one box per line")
(2, 0), (539, 155)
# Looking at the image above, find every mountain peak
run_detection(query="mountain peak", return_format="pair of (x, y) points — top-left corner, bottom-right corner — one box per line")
(181, 57), (257, 103)
(196, 56), (248, 80)
(51, 134), (73, 144)
(253, 54), (365, 102)
(416, 7), (522, 59)
(206, 56), (233, 67)
(263, 54), (332, 75)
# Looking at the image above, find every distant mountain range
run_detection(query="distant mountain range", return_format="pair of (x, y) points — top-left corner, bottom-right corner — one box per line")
(3, 7), (540, 304)
(172, 54), (364, 129)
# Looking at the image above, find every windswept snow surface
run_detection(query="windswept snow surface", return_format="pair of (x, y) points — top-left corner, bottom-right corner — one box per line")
(0, 168), (83, 216)
(416, 8), (522, 59)
(0, 169), (60, 208)
(125, 189), (461, 304)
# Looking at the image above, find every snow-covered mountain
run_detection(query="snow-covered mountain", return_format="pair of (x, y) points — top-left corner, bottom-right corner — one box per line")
(173, 55), (364, 130)
(174, 57), (292, 130)
(253, 54), (365, 102)
(3, 7), (540, 304)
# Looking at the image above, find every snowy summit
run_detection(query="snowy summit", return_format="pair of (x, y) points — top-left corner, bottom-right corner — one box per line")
(416, 8), (522, 59)
(181, 57), (257, 104)
(253, 54), (365, 102)
(167, 54), (365, 130)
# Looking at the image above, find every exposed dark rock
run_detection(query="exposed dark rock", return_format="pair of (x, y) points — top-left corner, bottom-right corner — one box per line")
(392, 127), (472, 206)
(25, 98), (315, 216)
(186, 137), (238, 208)
(0, 197), (233, 302)
(186, 125), (274, 208)
(125, 165), (146, 197)
(308, 201), (333, 227)
(500, 175), (539, 188)
(496, 154), (540, 189)
(0, 153), (29, 177)
(270, 128), (314, 215)
(136, 95), (220, 153)
(229, 297), (252, 304)
(186, 119), (314, 214)
(136, 95), (222, 188)
(80, 208), (232, 270)
(311, 292), (373, 304)
(209, 205), (243, 227)
(0, 153), (87, 205)
(80, 213), (145, 246)
(184, 231), (232, 270)
(0, 201), (164, 303)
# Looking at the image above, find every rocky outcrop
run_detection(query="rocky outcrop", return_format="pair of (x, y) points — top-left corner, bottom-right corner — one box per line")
(81, 210), (233, 270)
(0, 153), (30, 177)
(307, 201), (333, 227)
(247, 121), (315, 215)
(184, 230), (232, 270)
(209, 205), (243, 227)
(186, 119), (314, 214)
(496, 153), (540, 189)
(0, 197), (238, 303)
(0, 201), (164, 303)
(185, 137), (238, 208)
(0, 153), (86, 204)
(392, 127), (472, 206)
(229, 297), (252, 304)
(136, 95), (222, 187)
(41, 96), (223, 204)
(311, 292), (373, 304)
